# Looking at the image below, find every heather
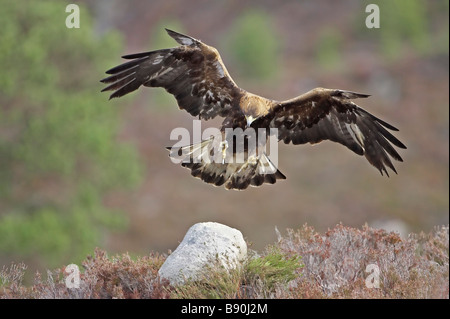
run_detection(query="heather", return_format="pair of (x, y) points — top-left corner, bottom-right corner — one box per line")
(1, 224), (447, 299)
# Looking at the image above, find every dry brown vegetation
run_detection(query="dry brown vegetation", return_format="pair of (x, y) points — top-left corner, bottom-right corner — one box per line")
(1, 224), (447, 299)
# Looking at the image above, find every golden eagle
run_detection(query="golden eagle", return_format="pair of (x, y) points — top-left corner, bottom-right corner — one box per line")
(101, 29), (406, 190)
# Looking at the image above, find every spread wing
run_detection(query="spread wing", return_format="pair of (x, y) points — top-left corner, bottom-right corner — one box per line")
(264, 88), (406, 176)
(101, 29), (240, 120)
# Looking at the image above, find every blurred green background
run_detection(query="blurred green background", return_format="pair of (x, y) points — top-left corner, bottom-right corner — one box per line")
(0, 0), (448, 276)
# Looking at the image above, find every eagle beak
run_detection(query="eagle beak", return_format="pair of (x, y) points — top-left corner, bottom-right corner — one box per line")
(246, 115), (255, 127)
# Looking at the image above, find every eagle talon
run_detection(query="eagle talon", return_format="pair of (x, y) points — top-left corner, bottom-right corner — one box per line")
(219, 140), (228, 164)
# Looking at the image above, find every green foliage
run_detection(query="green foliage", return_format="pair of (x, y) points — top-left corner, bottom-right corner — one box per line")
(227, 10), (279, 81)
(360, 0), (443, 60)
(379, 0), (429, 58)
(245, 248), (302, 290)
(0, 1), (142, 267)
(315, 28), (343, 71)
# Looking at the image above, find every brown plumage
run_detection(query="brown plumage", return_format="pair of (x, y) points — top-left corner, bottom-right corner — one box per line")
(101, 29), (406, 190)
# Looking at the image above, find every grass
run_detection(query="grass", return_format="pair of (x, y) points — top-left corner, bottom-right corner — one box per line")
(244, 247), (302, 291)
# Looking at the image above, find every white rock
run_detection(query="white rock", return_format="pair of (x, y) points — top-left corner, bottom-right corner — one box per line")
(158, 222), (247, 286)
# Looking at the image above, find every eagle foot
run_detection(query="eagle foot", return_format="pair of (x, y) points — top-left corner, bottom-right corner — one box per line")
(219, 140), (228, 164)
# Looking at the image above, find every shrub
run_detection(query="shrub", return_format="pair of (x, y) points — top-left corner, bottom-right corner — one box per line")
(226, 10), (279, 81)
(277, 224), (449, 298)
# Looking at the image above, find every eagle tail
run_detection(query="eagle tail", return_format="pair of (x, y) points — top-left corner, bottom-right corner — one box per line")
(166, 139), (285, 190)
